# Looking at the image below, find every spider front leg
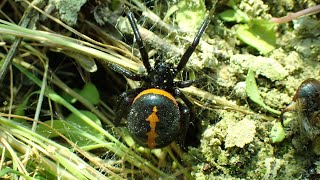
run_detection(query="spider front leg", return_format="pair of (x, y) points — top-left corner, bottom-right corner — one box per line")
(108, 63), (145, 81)
(176, 18), (211, 72)
(126, 10), (152, 73)
(114, 88), (145, 125)
(175, 77), (206, 88)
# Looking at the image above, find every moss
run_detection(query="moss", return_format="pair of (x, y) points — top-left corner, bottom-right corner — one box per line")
(313, 137), (320, 155)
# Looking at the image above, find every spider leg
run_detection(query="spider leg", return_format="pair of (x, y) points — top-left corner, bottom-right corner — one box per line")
(174, 89), (194, 116)
(114, 88), (145, 125)
(175, 77), (206, 88)
(176, 102), (190, 150)
(176, 18), (211, 73)
(174, 88), (195, 128)
(126, 10), (152, 73)
(108, 63), (145, 81)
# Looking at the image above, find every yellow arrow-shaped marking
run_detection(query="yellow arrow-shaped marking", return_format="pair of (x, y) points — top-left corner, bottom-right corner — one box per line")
(146, 106), (159, 148)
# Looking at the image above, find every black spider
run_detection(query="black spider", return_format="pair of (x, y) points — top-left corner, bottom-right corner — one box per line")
(110, 10), (210, 149)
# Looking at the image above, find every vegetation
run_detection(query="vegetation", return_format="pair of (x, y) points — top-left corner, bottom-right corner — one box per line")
(1, 0), (320, 179)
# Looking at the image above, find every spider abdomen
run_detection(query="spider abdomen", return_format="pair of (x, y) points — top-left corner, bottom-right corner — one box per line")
(127, 89), (181, 148)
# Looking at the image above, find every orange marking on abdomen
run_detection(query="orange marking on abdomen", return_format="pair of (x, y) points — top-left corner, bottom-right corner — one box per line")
(133, 88), (178, 106)
(146, 106), (160, 148)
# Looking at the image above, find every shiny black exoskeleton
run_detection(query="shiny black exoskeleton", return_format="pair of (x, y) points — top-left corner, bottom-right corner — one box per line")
(280, 78), (320, 139)
(110, 9), (211, 148)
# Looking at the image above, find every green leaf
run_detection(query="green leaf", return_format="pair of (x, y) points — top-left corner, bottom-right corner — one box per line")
(79, 83), (100, 105)
(36, 119), (76, 138)
(13, 92), (36, 125)
(219, 9), (247, 23)
(63, 83), (100, 104)
(66, 110), (104, 140)
(0, 167), (35, 180)
(245, 69), (280, 115)
(36, 110), (105, 146)
(270, 122), (286, 143)
(61, 88), (78, 104)
(236, 20), (276, 54)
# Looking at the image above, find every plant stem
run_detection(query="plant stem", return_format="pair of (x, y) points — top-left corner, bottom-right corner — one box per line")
(271, 4), (320, 23)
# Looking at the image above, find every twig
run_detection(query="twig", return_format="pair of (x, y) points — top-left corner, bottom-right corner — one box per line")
(271, 4), (320, 23)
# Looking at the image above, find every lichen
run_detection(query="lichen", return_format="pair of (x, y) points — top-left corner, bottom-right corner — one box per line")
(225, 118), (256, 148)
(269, 50), (303, 73)
(192, 105), (311, 178)
(189, 0), (320, 179)
(175, 0), (206, 32)
(239, 0), (271, 19)
(229, 54), (288, 81)
(263, 157), (285, 179)
(49, 0), (87, 26)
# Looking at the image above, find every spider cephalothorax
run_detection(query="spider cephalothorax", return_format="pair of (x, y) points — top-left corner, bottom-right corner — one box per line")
(145, 61), (176, 89)
(110, 10), (210, 148)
